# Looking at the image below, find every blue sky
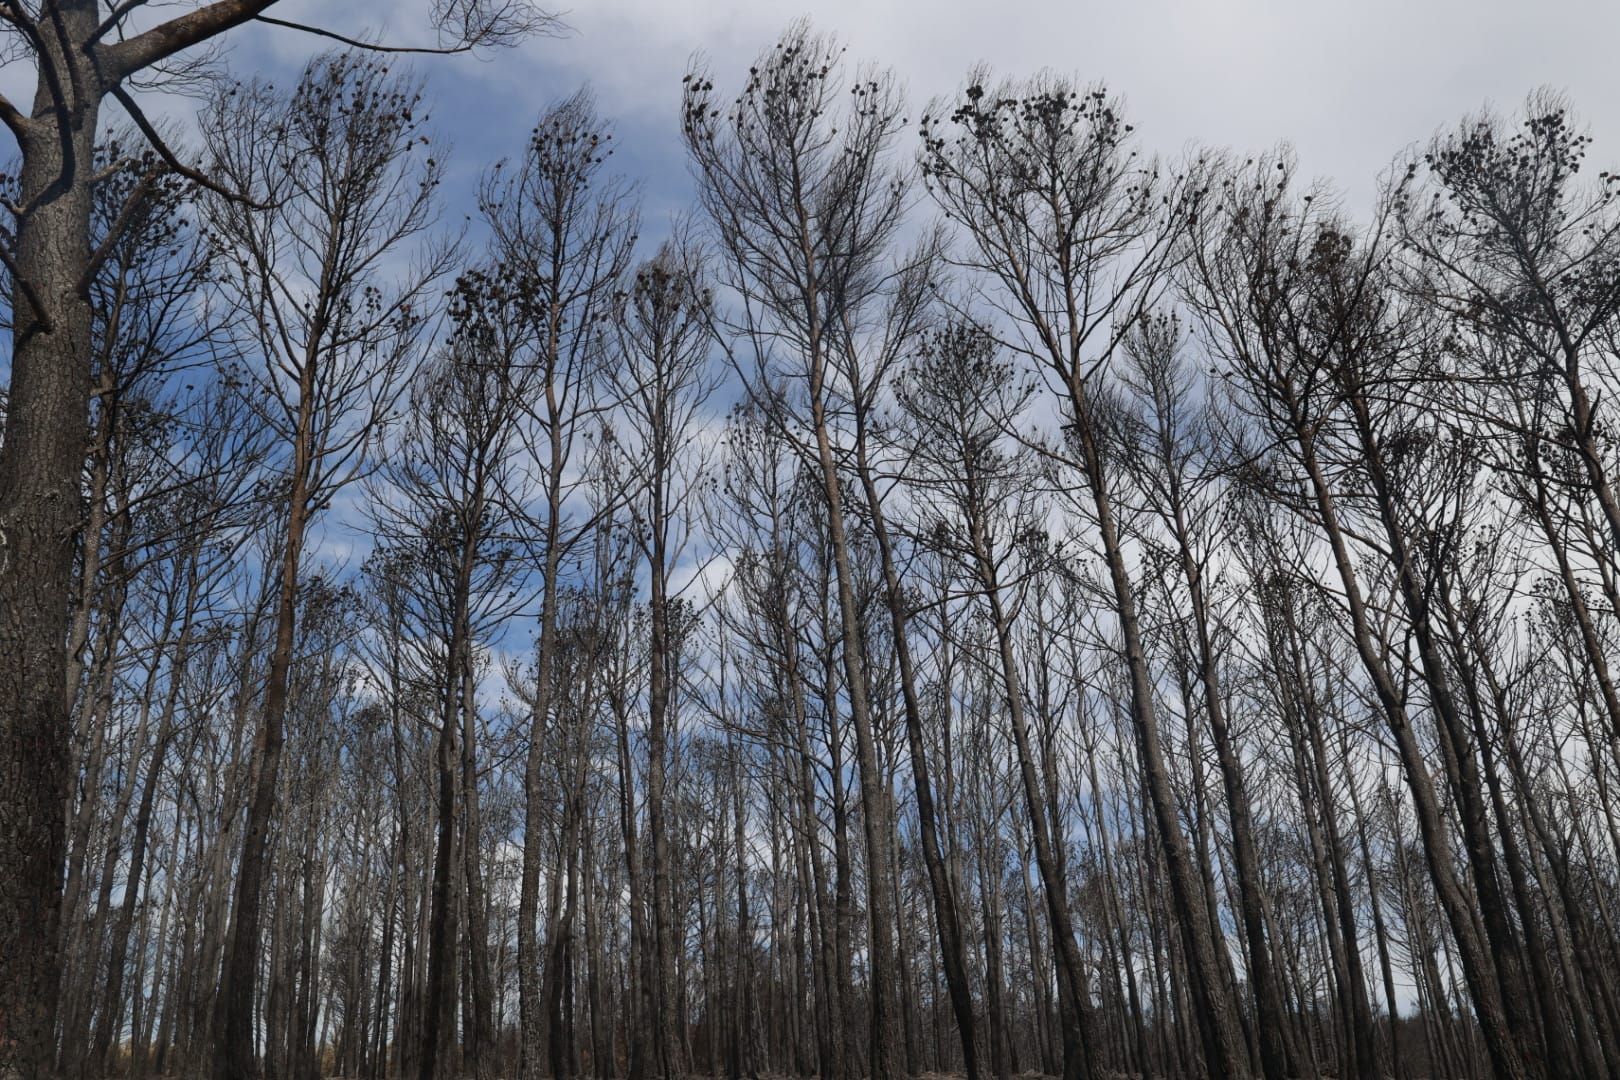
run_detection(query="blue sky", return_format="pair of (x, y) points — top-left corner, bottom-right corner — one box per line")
(0, 0), (1610, 309)
(6, 0), (1619, 706)
(1, 1), (1615, 282)
(171, 0), (1620, 238)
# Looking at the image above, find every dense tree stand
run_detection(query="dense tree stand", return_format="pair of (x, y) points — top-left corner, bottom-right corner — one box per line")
(1, 10), (1617, 1080)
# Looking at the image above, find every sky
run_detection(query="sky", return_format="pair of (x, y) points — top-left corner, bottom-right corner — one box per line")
(211, 0), (1620, 229)
(4, 0), (1616, 703)
(1, 2), (1612, 252)
(1, 0), (1599, 612)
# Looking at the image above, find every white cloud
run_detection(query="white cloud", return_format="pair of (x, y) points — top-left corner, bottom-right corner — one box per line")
(470, 0), (1620, 217)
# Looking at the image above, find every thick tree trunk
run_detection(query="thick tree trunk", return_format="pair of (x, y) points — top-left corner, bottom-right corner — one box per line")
(0, 7), (102, 1067)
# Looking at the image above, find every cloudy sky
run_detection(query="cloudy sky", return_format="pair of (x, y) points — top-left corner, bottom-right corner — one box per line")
(206, 0), (1620, 228)
(5, 0), (1614, 637)
(0, 2), (1612, 240)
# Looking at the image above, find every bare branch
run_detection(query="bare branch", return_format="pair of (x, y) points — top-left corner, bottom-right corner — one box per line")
(0, 238), (53, 334)
(76, 165), (160, 293)
(104, 0), (557, 78)
(89, 0), (158, 45)
(102, 0), (281, 79)
(109, 84), (265, 207)
(250, 12), (497, 56)
(0, 90), (28, 143)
